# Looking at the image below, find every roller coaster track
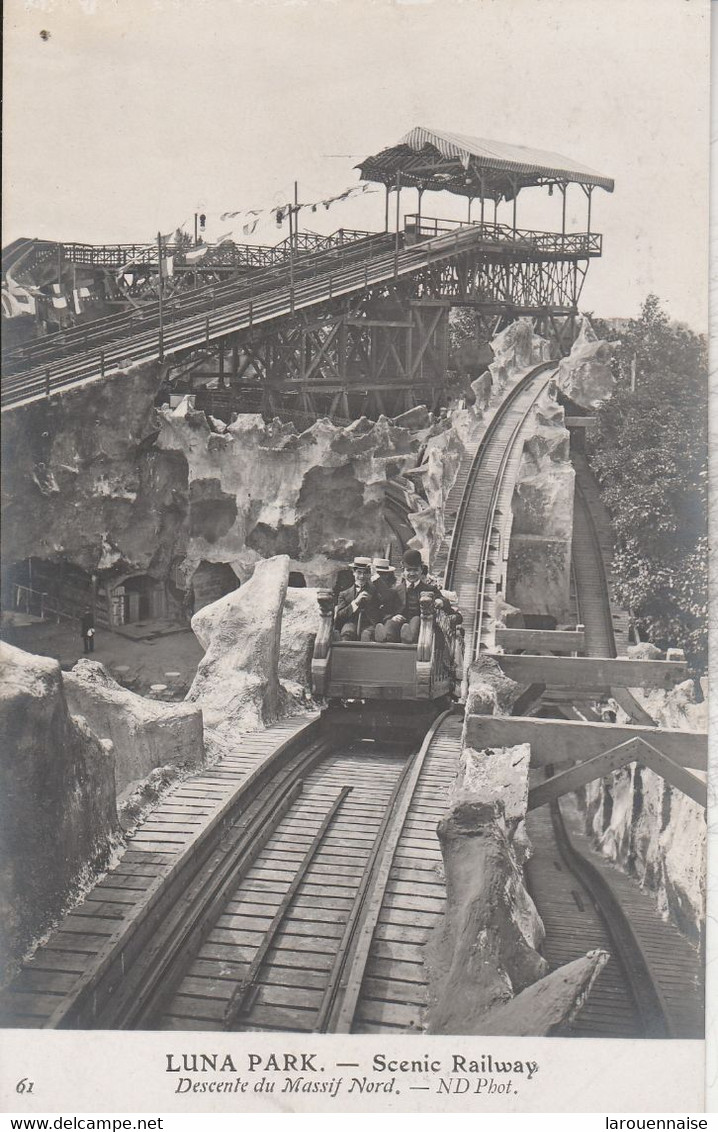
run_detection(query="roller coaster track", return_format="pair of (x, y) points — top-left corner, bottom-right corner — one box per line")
(2, 223), (501, 410)
(443, 361), (558, 663)
(524, 458), (703, 1039)
(0, 371), (702, 1037)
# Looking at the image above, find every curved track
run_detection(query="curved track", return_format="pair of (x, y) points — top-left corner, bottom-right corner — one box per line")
(0, 362), (702, 1037)
(525, 455), (703, 1038)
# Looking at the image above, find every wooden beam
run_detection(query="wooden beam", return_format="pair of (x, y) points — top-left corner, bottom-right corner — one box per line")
(463, 715), (707, 771)
(528, 736), (706, 811)
(487, 653), (688, 690)
(495, 628), (585, 654)
(611, 687), (657, 727)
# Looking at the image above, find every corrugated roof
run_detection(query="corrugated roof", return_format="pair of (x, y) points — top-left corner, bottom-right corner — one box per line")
(359, 126), (614, 198)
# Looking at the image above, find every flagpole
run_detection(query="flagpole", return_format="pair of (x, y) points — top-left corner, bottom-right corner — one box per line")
(157, 231), (164, 362)
(294, 180), (299, 252)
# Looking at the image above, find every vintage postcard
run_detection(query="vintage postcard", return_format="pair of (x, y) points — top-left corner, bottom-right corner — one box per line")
(0, 0), (712, 1117)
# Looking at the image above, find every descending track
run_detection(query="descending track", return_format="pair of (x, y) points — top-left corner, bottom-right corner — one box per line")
(0, 362), (703, 1037)
(443, 361), (558, 660)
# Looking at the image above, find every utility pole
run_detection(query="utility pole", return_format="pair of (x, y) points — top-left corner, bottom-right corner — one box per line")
(394, 170), (402, 276)
(294, 180), (299, 252)
(157, 231), (164, 362)
(194, 213), (198, 246)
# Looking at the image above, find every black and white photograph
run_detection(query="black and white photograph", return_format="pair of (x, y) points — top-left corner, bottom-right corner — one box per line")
(0, 0), (711, 1116)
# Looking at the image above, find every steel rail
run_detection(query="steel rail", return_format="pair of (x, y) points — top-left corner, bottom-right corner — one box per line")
(314, 708), (454, 1033)
(443, 361), (557, 663)
(37, 718), (329, 1030)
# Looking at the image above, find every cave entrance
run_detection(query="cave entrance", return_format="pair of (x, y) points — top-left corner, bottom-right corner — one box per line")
(190, 561), (240, 613)
(106, 574), (167, 626)
(288, 571), (307, 588)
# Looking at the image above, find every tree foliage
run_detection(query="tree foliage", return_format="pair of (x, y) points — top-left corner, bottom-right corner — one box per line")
(586, 296), (708, 670)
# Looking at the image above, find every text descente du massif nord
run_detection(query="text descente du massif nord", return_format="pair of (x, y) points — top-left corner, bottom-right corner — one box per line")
(164, 1051), (540, 1096)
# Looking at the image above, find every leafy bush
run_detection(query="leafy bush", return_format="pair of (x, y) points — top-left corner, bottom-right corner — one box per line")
(587, 296), (708, 671)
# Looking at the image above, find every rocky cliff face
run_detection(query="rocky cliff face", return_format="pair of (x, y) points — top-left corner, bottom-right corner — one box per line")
(156, 402), (463, 589)
(1, 361), (186, 583)
(0, 643), (119, 979)
(64, 660), (205, 797)
(1, 363), (464, 606)
(556, 316), (615, 408)
(576, 681), (706, 946)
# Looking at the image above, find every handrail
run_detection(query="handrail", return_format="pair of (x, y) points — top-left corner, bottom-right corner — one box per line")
(404, 214), (602, 256)
(2, 224), (498, 408)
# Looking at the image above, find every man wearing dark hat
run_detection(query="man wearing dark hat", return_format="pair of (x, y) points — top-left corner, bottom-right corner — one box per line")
(375, 548), (452, 644)
(334, 556), (390, 641)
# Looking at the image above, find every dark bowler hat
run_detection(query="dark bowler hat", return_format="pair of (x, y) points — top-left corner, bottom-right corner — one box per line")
(402, 548), (423, 569)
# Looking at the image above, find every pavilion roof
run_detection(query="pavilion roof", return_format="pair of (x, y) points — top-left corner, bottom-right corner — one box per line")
(358, 127), (614, 201)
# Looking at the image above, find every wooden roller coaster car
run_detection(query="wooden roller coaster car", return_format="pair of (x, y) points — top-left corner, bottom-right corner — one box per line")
(311, 589), (461, 701)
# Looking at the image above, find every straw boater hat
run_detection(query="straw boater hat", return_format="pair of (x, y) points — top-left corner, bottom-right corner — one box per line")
(372, 557), (394, 574)
(351, 556), (372, 569)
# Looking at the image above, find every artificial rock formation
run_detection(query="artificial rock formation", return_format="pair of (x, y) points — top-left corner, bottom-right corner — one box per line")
(0, 643), (119, 979)
(428, 736), (613, 1036)
(278, 586), (321, 700)
(1, 360), (185, 586)
(187, 554), (289, 734)
(488, 318), (553, 392)
(556, 316), (615, 408)
(577, 680), (707, 945)
(157, 404), (463, 589)
(505, 393), (575, 622)
(64, 659), (205, 797)
(428, 744), (548, 1033)
(463, 656), (523, 721)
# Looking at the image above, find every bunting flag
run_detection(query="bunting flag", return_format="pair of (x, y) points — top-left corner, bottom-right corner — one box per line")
(162, 256), (174, 277)
(185, 244), (208, 263)
(215, 182), (379, 229)
(216, 232), (234, 245)
(52, 295), (68, 309)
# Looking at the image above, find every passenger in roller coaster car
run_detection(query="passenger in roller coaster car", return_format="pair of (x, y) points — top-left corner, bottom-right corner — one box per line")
(374, 548), (462, 644)
(371, 557), (397, 603)
(333, 556), (391, 641)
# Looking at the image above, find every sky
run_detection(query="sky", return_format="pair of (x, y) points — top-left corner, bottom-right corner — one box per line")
(2, 0), (710, 328)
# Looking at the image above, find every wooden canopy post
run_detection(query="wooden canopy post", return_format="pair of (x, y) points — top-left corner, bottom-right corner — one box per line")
(511, 175), (518, 233)
(586, 184), (594, 233)
(467, 196), (473, 223)
(384, 183), (390, 232)
(479, 176), (485, 228)
(417, 186), (424, 229)
(560, 183), (567, 235)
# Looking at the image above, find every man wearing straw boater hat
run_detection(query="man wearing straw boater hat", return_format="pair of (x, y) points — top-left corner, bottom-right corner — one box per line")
(334, 556), (391, 641)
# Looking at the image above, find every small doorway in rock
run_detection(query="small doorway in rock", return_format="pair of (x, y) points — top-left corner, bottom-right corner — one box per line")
(190, 561), (240, 612)
(288, 571), (307, 588)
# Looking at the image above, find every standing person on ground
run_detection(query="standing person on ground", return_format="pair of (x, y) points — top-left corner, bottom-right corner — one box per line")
(80, 608), (95, 654)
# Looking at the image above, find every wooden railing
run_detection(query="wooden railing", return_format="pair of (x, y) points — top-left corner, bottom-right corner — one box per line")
(405, 214), (602, 256)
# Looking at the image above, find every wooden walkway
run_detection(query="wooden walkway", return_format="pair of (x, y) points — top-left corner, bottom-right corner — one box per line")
(0, 713), (316, 1028)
